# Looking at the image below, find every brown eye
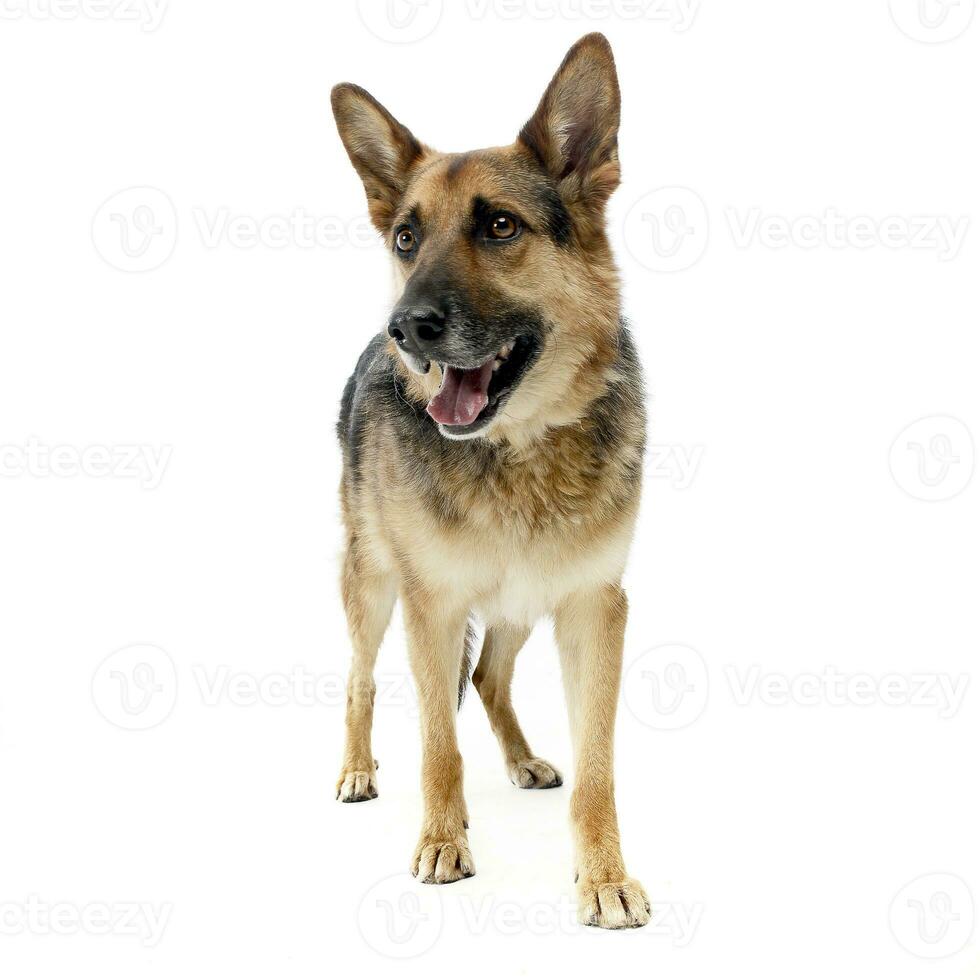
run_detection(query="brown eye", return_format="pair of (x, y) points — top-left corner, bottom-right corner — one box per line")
(488, 213), (519, 240)
(395, 228), (415, 252)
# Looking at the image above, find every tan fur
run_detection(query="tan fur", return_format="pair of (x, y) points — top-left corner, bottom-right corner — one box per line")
(331, 34), (650, 928)
(394, 147), (623, 450)
(473, 623), (563, 789)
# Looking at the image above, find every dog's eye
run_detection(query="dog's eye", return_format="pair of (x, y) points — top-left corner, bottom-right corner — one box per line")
(488, 213), (520, 240)
(395, 228), (416, 252)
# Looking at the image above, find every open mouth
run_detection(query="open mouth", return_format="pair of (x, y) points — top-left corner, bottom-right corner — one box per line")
(425, 334), (539, 435)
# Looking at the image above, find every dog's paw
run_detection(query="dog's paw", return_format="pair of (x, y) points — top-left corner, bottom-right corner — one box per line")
(411, 832), (475, 884)
(335, 763), (378, 803)
(508, 757), (563, 789)
(577, 877), (651, 930)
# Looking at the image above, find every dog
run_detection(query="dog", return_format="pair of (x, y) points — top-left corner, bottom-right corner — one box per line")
(330, 32), (649, 929)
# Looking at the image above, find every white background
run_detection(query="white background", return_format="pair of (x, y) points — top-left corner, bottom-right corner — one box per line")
(1, 1), (978, 976)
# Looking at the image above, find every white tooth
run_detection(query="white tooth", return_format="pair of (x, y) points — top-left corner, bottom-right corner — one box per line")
(492, 359), (502, 371)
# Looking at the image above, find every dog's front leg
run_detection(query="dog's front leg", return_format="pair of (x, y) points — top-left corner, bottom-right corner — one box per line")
(554, 583), (650, 929)
(403, 589), (475, 885)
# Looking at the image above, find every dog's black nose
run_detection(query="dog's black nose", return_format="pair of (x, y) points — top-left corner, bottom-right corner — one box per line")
(387, 306), (445, 354)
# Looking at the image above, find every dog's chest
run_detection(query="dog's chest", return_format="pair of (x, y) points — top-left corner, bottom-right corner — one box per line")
(425, 454), (635, 625)
(382, 405), (641, 623)
(471, 525), (631, 625)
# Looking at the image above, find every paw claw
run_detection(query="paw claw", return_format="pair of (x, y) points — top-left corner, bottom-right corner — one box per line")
(508, 757), (563, 789)
(578, 877), (650, 930)
(336, 766), (378, 803)
(412, 833), (475, 884)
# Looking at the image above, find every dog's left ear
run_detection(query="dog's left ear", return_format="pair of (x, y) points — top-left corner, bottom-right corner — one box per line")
(519, 33), (620, 215)
(331, 83), (427, 233)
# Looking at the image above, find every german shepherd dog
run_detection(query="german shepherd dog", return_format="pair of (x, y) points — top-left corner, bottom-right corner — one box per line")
(331, 33), (649, 929)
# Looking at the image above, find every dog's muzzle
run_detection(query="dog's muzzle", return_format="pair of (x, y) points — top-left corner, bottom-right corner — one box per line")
(387, 305), (445, 371)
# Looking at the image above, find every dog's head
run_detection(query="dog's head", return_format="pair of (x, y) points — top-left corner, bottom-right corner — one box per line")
(332, 33), (622, 443)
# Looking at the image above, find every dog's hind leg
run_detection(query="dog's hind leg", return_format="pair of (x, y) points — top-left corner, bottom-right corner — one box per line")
(473, 623), (563, 789)
(336, 536), (396, 803)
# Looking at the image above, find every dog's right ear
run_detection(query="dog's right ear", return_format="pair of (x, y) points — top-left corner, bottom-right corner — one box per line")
(331, 83), (427, 233)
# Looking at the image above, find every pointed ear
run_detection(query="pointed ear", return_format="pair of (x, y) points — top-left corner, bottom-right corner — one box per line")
(331, 83), (427, 233)
(518, 33), (620, 214)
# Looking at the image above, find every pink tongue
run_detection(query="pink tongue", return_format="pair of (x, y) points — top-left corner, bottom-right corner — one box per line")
(426, 360), (495, 426)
